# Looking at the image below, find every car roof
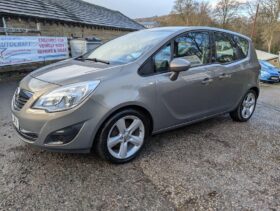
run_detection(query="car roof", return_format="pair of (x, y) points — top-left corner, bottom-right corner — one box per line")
(145, 26), (251, 41)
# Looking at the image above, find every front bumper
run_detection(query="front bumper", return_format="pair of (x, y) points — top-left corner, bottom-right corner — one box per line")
(11, 94), (109, 153)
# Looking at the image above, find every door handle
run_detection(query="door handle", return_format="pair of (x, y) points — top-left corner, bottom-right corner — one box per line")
(219, 73), (232, 79)
(201, 77), (213, 85)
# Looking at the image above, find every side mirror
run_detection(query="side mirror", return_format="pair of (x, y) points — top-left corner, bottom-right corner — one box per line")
(169, 58), (191, 81)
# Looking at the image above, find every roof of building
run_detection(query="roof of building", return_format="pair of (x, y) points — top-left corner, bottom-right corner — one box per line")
(0, 0), (144, 31)
(256, 50), (279, 61)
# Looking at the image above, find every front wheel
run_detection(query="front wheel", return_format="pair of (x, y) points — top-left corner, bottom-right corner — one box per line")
(95, 109), (150, 163)
(230, 90), (257, 122)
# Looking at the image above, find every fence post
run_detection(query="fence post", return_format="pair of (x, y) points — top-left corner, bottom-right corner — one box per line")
(2, 17), (8, 35)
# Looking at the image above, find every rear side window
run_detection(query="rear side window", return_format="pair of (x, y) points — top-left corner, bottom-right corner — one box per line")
(214, 32), (237, 64)
(214, 32), (248, 64)
(233, 35), (249, 58)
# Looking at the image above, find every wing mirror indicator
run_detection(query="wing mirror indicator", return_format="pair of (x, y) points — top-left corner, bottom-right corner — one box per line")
(169, 58), (191, 81)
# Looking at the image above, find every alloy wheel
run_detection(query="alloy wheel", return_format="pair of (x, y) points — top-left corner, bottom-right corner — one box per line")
(241, 92), (256, 119)
(107, 115), (145, 159)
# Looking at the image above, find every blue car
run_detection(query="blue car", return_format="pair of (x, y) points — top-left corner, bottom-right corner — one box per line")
(259, 60), (280, 83)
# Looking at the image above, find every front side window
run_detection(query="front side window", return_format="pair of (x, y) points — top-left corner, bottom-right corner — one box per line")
(154, 44), (171, 73)
(174, 32), (211, 67)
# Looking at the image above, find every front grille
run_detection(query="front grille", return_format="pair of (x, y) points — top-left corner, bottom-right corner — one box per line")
(13, 88), (33, 110)
(270, 76), (279, 81)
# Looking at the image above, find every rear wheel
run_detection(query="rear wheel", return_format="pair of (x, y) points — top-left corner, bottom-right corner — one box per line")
(230, 90), (257, 122)
(95, 109), (150, 163)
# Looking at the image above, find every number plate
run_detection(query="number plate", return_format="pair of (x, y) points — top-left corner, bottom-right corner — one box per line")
(271, 77), (279, 80)
(12, 114), (19, 130)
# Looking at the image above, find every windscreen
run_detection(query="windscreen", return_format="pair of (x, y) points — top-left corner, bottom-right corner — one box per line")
(84, 30), (174, 64)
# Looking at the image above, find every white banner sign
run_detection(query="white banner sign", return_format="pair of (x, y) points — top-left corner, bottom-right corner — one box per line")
(0, 36), (69, 67)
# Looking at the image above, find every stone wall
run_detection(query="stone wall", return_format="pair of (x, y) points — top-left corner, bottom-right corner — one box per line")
(3, 16), (128, 41)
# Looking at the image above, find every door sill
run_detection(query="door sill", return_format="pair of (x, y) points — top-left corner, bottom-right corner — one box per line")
(152, 110), (231, 135)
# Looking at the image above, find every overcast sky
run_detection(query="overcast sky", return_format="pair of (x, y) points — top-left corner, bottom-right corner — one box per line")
(85, 0), (176, 19)
(85, 0), (249, 19)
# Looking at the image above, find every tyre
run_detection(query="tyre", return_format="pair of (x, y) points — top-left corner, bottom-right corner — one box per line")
(230, 90), (257, 122)
(95, 109), (150, 164)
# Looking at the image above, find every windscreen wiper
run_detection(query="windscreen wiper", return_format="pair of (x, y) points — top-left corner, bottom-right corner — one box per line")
(84, 58), (110, 65)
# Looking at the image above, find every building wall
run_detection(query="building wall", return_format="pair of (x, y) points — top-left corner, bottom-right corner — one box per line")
(3, 16), (128, 41)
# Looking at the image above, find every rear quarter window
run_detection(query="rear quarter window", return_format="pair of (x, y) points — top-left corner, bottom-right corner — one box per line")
(233, 35), (249, 58)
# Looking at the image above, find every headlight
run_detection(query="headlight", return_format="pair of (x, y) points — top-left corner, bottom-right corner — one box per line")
(33, 81), (100, 112)
(261, 71), (269, 77)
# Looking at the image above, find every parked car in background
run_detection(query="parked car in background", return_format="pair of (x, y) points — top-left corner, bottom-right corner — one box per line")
(259, 60), (280, 83)
(11, 27), (260, 163)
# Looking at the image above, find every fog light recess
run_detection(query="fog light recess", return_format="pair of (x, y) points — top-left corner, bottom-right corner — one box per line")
(45, 123), (84, 145)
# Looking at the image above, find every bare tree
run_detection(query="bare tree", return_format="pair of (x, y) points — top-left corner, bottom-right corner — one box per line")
(214, 0), (241, 28)
(258, 0), (280, 52)
(196, 1), (213, 25)
(173, 0), (212, 26)
(173, 0), (196, 25)
(157, 0), (280, 54)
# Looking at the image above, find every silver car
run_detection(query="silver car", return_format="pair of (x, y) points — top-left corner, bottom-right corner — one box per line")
(11, 27), (260, 163)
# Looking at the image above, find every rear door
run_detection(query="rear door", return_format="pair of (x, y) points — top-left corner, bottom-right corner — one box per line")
(207, 32), (250, 111)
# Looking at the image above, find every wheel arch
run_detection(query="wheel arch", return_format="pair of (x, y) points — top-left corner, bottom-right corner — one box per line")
(91, 103), (154, 149)
(249, 86), (260, 98)
(108, 104), (154, 134)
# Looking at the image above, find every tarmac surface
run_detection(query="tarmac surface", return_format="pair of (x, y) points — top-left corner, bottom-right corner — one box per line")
(0, 80), (279, 210)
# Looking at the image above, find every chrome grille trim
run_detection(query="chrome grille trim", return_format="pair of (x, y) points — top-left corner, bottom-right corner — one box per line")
(13, 88), (33, 110)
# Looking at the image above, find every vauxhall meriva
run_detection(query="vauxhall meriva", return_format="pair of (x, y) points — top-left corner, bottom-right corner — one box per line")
(11, 27), (260, 163)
